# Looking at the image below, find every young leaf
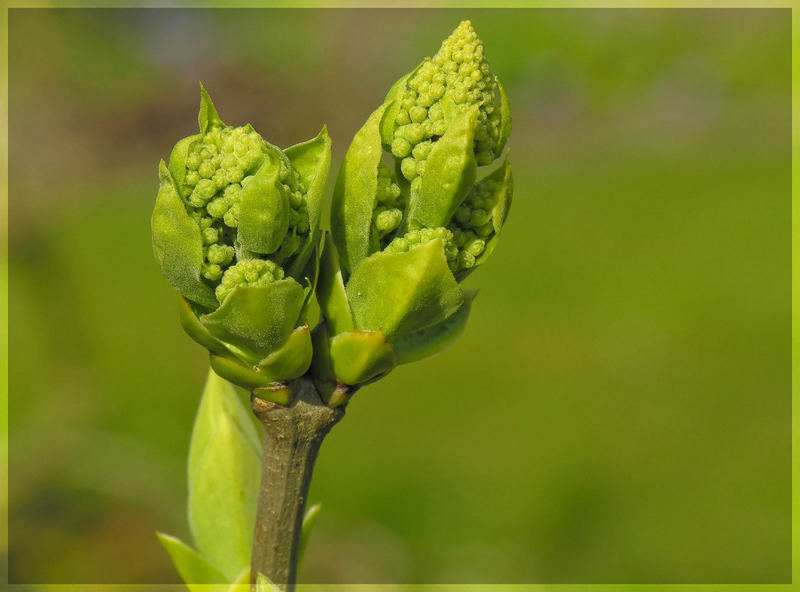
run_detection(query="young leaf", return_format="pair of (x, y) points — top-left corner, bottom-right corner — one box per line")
(329, 330), (396, 386)
(156, 532), (227, 588)
(151, 161), (218, 310)
(285, 126), (332, 236)
(298, 503), (322, 570)
(392, 290), (475, 365)
(497, 79), (512, 154)
(346, 238), (464, 339)
(406, 105), (479, 230)
(188, 370), (261, 582)
(330, 103), (389, 276)
(200, 279), (307, 363)
(209, 354), (290, 399)
(316, 233), (354, 336)
(198, 83), (225, 134)
(256, 324), (313, 381)
(256, 573), (283, 592)
(237, 149), (289, 255)
(178, 297), (233, 358)
(168, 134), (201, 191)
(285, 126), (332, 281)
(379, 74), (410, 147)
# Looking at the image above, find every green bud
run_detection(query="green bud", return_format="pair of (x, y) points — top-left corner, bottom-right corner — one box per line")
(318, 21), (513, 396)
(153, 86), (331, 395)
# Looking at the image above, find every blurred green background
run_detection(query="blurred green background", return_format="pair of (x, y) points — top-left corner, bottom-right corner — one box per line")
(7, 7), (790, 586)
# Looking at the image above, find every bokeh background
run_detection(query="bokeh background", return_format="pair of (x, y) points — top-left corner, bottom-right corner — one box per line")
(7, 7), (790, 586)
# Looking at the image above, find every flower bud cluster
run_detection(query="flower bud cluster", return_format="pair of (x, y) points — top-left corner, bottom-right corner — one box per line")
(215, 258), (285, 303)
(447, 175), (502, 269)
(181, 126), (266, 282)
(389, 20), (502, 191)
(371, 163), (404, 246)
(384, 227), (460, 272)
(178, 124), (310, 292)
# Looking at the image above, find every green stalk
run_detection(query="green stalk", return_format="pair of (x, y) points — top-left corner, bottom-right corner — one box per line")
(250, 377), (344, 591)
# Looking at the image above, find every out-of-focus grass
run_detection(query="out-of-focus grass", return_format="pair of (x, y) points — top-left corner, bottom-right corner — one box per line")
(8, 8), (790, 586)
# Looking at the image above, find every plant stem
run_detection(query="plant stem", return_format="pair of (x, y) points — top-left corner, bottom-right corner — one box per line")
(250, 377), (344, 591)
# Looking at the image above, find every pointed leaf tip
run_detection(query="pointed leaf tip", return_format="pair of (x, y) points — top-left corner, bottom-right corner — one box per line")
(198, 83), (225, 133)
(156, 531), (228, 586)
(298, 503), (322, 568)
(158, 159), (171, 183)
(256, 573), (283, 592)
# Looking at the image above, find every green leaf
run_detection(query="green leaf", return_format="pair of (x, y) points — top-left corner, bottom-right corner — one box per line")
(284, 126), (331, 282)
(392, 290), (475, 365)
(256, 324), (313, 382)
(294, 230), (324, 321)
(256, 573), (283, 592)
(406, 105), (479, 229)
(200, 279), (306, 364)
(379, 80), (408, 148)
(188, 370), (261, 582)
(298, 503), (322, 569)
(210, 354), (290, 400)
(168, 134), (201, 191)
(330, 103), (389, 277)
(346, 238), (464, 340)
(156, 532), (227, 588)
(178, 296), (234, 358)
(252, 381), (296, 406)
(497, 79), (512, 155)
(238, 148), (289, 255)
(489, 151), (513, 234)
(151, 161), (218, 309)
(285, 126), (331, 237)
(329, 330), (396, 386)
(199, 83), (225, 134)
(316, 233), (354, 336)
